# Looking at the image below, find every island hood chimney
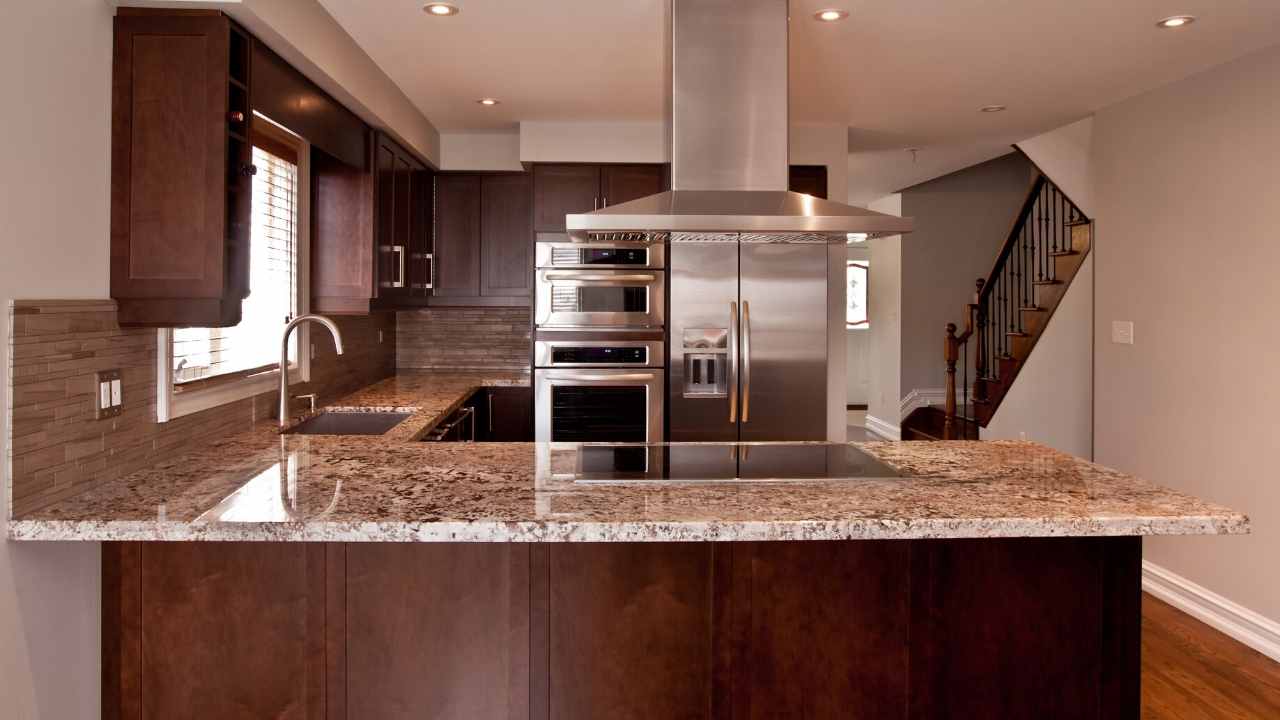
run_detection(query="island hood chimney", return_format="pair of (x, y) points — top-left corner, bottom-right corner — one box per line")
(566, 0), (912, 239)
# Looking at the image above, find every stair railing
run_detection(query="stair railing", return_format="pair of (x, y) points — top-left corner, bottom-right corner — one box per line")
(943, 174), (1087, 437)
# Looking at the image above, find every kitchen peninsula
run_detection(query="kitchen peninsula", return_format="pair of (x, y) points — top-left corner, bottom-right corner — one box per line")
(9, 373), (1248, 719)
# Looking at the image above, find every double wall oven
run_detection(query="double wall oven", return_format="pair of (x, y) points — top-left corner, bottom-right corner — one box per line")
(534, 233), (666, 442)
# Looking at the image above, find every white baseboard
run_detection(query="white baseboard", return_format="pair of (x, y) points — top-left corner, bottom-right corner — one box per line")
(900, 387), (973, 420)
(1142, 560), (1280, 663)
(864, 414), (901, 441)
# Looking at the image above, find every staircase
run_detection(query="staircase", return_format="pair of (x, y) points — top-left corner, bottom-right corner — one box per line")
(903, 173), (1092, 440)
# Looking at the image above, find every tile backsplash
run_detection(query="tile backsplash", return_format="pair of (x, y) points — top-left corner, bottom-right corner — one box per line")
(7, 300), (394, 516)
(396, 308), (530, 371)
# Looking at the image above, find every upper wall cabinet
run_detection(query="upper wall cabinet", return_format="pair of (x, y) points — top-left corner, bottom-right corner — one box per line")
(432, 173), (532, 306)
(532, 164), (665, 234)
(111, 11), (253, 327)
(312, 132), (434, 314)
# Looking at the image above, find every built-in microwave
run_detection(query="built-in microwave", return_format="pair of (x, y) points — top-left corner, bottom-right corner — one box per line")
(534, 268), (665, 330)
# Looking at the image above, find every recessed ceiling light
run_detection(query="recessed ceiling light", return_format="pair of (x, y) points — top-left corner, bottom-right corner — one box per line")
(980, 105), (1007, 113)
(1156, 15), (1196, 29)
(423, 2), (459, 17)
(813, 9), (849, 22)
(477, 98), (500, 106)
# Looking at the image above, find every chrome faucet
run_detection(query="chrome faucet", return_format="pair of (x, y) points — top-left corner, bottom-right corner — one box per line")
(279, 315), (345, 431)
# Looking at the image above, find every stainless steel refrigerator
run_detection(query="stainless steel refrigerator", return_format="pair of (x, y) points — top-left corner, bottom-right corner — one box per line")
(668, 234), (839, 442)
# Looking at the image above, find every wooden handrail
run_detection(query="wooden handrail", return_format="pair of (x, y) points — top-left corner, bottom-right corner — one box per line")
(976, 175), (1047, 307)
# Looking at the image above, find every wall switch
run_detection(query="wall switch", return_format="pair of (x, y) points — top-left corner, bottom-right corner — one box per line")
(95, 369), (123, 419)
(1111, 321), (1135, 345)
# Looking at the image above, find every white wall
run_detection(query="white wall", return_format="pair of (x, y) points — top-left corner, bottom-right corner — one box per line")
(1092, 43), (1280, 624)
(439, 130), (523, 171)
(519, 121), (668, 164)
(982, 256), (1094, 458)
(0, 2), (111, 716)
(865, 194), (903, 439)
(982, 119), (1098, 458)
(845, 246), (871, 405)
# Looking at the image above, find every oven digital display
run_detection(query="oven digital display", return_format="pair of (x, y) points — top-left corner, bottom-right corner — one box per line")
(552, 347), (649, 365)
(579, 248), (648, 265)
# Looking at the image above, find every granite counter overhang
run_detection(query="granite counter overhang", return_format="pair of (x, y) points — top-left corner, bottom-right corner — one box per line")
(6, 372), (1250, 543)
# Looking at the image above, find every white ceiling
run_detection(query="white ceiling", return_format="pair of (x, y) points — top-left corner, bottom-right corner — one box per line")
(319, 0), (1280, 197)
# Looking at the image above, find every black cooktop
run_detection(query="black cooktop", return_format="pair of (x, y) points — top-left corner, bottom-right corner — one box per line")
(567, 443), (903, 483)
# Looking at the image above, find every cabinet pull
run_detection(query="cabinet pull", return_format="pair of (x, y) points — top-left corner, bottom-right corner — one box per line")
(392, 245), (406, 288)
(593, 196), (599, 211)
(239, 164), (258, 177)
(488, 393), (494, 434)
(602, 196), (608, 208)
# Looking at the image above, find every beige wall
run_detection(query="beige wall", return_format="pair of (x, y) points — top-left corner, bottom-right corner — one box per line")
(845, 246), (871, 405)
(899, 153), (1036, 399)
(1093, 43), (1280, 622)
(983, 256), (1094, 458)
(865, 194), (903, 438)
(440, 130), (523, 171)
(0, 2), (111, 716)
(982, 119), (1098, 458)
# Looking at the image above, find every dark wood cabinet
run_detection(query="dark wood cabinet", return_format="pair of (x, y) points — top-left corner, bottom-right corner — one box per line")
(788, 164), (829, 199)
(533, 163), (667, 234)
(430, 173), (532, 305)
(486, 387), (533, 441)
(312, 132), (434, 314)
(111, 11), (253, 327)
(601, 164), (665, 208)
(432, 174), (482, 298)
(481, 174), (534, 297)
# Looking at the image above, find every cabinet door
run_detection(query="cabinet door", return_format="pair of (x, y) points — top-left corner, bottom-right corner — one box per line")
(487, 387), (533, 441)
(311, 148), (374, 315)
(375, 144), (414, 302)
(111, 12), (245, 326)
(788, 164), (829, 199)
(409, 167), (435, 298)
(480, 174), (533, 298)
(601, 164), (663, 208)
(533, 164), (600, 232)
(433, 175), (482, 297)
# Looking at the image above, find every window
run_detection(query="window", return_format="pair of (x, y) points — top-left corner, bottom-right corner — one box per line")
(847, 261), (869, 329)
(158, 118), (309, 421)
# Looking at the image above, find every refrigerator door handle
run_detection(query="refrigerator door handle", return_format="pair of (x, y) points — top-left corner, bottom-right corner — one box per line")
(728, 301), (739, 423)
(741, 300), (751, 423)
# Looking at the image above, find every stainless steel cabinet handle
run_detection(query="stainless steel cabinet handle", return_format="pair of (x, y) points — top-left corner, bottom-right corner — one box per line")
(542, 271), (656, 282)
(602, 196), (608, 208)
(488, 393), (494, 434)
(728, 301), (738, 423)
(741, 300), (751, 423)
(593, 196), (599, 210)
(390, 245), (406, 288)
(558, 373), (657, 382)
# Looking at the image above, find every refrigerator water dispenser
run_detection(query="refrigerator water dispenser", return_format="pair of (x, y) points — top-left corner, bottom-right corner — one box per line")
(681, 328), (729, 398)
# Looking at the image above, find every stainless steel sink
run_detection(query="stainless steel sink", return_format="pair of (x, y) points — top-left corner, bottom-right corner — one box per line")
(285, 411), (412, 436)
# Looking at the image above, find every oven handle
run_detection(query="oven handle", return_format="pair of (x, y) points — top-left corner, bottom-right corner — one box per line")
(555, 372), (659, 382)
(542, 271), (657, 283)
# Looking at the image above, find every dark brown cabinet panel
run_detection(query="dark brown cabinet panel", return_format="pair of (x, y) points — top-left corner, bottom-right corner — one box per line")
(311, 148), (374, 314)
(547, 544), (715, 720)
(312, 132), (433, 314)
(601, 164), (664, 208)
(344, 544), (530, 720)
(433, 174), (482, 297)
(481, 174), (534, 297)
(103, 542), (325, 720)
(532, 164), (601, 232)
(486, 387), (534, 441)
(788, 164), (829, 199)
(111, 11), (251, 327)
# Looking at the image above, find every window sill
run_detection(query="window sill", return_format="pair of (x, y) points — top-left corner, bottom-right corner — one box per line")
(165, 366), (302, 422)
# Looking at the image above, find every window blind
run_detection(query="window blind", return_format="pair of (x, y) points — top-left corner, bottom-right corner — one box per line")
(173, 144), (298, 387)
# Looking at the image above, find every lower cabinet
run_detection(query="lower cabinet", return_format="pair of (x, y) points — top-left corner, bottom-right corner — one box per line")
(104, 538), (1140, 719)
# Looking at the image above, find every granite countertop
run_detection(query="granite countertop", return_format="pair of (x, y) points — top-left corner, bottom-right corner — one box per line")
(7, 371), (1249, 543)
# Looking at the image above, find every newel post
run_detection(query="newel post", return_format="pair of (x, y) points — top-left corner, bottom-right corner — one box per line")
(944, 322), (958, 440)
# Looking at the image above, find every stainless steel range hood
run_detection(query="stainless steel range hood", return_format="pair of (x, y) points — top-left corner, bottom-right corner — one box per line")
(566, 0), (912, 240)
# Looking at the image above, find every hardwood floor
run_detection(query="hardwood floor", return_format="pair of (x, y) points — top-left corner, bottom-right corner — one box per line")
(1143, 594), (1280, 719)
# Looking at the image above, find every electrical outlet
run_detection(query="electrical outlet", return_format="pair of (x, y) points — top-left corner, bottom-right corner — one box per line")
(96, 369), (123, 419)
(1111, 320), (1135, 345)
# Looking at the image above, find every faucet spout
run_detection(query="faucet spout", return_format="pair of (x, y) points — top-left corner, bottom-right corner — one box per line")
(279, 314), (345, 431)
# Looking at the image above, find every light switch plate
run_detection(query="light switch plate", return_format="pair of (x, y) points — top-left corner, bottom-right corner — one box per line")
(96, 369), (122, 419)
(1111, 321), (1135, 345)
